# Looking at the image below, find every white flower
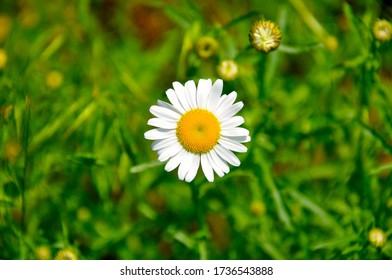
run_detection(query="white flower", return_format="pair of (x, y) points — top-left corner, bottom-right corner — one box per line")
(144, 79), (250, 182)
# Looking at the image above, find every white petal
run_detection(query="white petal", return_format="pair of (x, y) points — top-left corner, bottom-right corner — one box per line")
(218, 138), (247, 153)
(215, 91), (237, 116)
(206, 152), (224, 177)
(173, 82), (191, 111)
(144, 128), (175, 140)
(157, 100), (181, 114)
(214, 94), (227, 112)
(221, 127), (249, 137)
(185, 80), (197, 109)
(147, 118), (177, 129)
(178, 151), (193, 180)
(223, 135), (251, 143)
(217, 102), (244, 121)
(215, 144), (241, 167)
(150, 105), (181, 121)
(197, 79), (212, 109)
(166, 88), (185, 113)
(221, 116), (244, 129)
(201, 153), (214, 182)
(210, 149), (230, 174)
(151, 137), (178, 151)
(207, 79), (223, 111)
(158, 142), (182, 162)
(185, 154), (200, 182)
(165, 149), (187, 172)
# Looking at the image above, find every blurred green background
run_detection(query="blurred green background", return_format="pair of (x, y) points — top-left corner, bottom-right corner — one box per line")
(1, 0), (392, 260)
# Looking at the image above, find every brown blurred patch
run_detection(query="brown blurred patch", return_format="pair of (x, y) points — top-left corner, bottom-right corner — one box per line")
(206, 213), (230, 252)
(368, 106), (381, 128)
(146, 189), (166, 213)
(312, 144), (326, 165)
(90, 0), (119, 36)
(337, 12), (349, 32)
(377, 151), (392, 179)
(158, 238), (172, 259)
(3, 140), (22, 162)
(1, 104), (13, 120)
(380, 69), (392, 82)
(129, 3), (174, 49)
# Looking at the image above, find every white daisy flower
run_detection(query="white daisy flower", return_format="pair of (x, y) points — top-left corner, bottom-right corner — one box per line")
(144, 79), (251, 183)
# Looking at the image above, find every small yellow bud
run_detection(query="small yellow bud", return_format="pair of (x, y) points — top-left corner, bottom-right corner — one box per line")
(250, 201), (266, 216)
(77, 207), (91, 221)
(249, 20), (282, 53)
(387, 197), (392, 208)
(324, 35), (338, 52)
(196, 36), (218, 59)
(3, 140), (21, 162)
(55, 249), (78, 260)
(217, 60), (239, 81)
(373, 19), (392, 42)
(46, 70), (63, 89)
(0, 49), (8, 69)
(368, 228), (387, 248)
(35, 246), (52, 260)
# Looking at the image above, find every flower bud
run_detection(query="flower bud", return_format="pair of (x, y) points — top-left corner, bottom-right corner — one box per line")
(373, 19), (392, 42)
(368, 228), (387, 248)
(217, 60), (239, 81)
(55, 249), (78, 260)
(249, 20), (282, 53)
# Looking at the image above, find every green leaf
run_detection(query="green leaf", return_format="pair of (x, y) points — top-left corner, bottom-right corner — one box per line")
(168, 228), (195, 249)
(287, 188), (343, 234)
(255, 150), (294, 231)
(130, 161), (164, 173)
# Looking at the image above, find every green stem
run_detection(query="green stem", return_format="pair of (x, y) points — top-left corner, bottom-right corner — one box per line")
(20, 97), (31, 259)
(190, 182), (208, 260)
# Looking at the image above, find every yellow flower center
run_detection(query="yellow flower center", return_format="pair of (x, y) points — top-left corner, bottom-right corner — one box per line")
(176, 109), (221, 154)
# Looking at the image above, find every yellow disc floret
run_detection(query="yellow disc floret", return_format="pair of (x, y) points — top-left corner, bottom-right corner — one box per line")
(176, 109), (221, 154)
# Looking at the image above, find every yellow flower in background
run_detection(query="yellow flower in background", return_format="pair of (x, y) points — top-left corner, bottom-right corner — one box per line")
(249, 20), (282, 53)
(0, 49), (8, 69)
(46, 70), (63, 89)
(196, 36), (219, 59)
(145, 79), (250, 182)
(217, 60), (239, 81)
(373, 19), (392, 42)
(250, 201), (266, 216)
(368, 228), (387, 248)
(0, 14), (12, 43)
(35, 246), (52, 260)
(55, 249), (78, 260)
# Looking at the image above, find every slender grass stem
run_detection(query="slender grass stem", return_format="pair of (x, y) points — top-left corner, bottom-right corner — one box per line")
(20, 96), (31, 259)
(190, 181), (208, 260)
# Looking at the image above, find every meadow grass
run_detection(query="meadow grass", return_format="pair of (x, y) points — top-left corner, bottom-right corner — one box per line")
(1, 0), (392, 260)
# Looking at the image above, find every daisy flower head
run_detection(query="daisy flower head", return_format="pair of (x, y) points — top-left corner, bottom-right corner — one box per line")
(144, 79), (251, 183)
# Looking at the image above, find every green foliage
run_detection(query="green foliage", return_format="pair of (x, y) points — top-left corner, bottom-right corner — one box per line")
(1, 0), (392, 260)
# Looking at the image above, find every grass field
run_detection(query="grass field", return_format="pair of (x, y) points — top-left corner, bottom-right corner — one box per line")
(1, 0), (392, 260)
